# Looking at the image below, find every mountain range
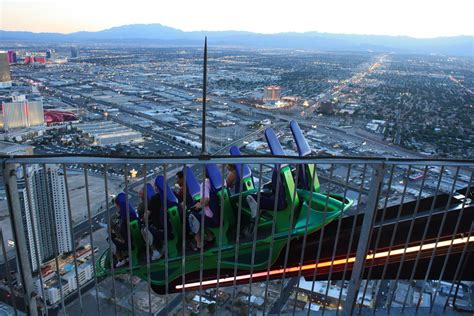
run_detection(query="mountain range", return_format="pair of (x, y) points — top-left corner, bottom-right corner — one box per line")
(1, 24), (472, 56)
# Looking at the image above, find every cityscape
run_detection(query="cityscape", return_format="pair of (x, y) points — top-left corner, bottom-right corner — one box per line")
(0, 4), (473, 315)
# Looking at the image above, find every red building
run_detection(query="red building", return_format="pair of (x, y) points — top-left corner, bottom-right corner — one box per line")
(34, 57), (46, 64)
(44, 110), (78, 125)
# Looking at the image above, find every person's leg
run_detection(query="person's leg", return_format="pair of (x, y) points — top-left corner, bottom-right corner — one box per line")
(147, 226), (162, 260)
(111, 238), (128, 266)
(188, 210), (200, 234)
(243, 195), (261, 237)
(194, 211), (205, 248)
(203, 215), (219, 242)
(255, 194), (276, 210)
(188, 210), (202, 249)
(111, 234), (127, 253)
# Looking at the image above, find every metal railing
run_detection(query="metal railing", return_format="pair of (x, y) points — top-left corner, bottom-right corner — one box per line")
(0, 155), (473, 315)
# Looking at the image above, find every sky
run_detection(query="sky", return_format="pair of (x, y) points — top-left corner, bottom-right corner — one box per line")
(1, 0), (473, 38)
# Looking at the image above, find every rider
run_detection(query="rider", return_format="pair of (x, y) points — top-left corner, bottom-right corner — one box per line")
(246, 166), (287, 219)
(143, 176), (173, 260)
(188, 177), (219, 249)
(174, 171), (184, 203)
(112, 192), (139, 267)
(225, 164), (237, 193)
(138, 183), (155, 219)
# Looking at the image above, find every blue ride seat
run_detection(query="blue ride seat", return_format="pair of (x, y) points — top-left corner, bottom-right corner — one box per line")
(264, 128), (300, 232)
(155, 176), (181, 257)
(183, 166), (226, 244)
(229, 146), (255, 192)
(183, 166), (201, 210)
(290, 120), (320, 193)
(264, 129), (292, 211)
(155, 176), (179, 209)
(205, 163), (232, 244)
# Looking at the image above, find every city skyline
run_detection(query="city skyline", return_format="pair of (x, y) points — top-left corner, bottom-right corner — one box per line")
(1, 0), (474, 38)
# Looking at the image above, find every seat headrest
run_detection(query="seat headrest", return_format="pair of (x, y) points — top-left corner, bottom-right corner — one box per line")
(183, 166), (201, 200)
(154, 175), (178, 206)
(229, 146), (252, 179)
(205, 163), (223, 191)
(290, 120), (311, 157)
(265, 128), (289, 170)
(265, 128), (286, 156)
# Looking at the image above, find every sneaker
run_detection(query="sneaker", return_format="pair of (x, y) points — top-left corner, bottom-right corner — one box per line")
(151, 250), (161, 261)
(188, 240), (198, 251)
(116, 259), (126, 268)
(246, 195), (258, 219)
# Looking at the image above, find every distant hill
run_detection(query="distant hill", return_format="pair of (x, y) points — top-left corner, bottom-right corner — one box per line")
(1, 23), (472, 56)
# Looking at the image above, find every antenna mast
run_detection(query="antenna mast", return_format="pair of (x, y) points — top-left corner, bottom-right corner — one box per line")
(201, 37), (208, 155)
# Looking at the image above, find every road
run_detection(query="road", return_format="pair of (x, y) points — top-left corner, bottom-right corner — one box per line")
(375, 280), (391, 309)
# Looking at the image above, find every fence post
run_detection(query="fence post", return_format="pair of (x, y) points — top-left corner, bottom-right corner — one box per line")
(3, 162), (38, 316)
(344, 163), (385, 315)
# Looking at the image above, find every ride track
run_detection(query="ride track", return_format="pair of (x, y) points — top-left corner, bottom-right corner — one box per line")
(90, 121), (474, 295)
(173, 186), (474, 293)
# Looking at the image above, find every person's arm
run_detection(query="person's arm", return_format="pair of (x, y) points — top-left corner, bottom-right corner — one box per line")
(195, 180), (210, 209)
(226, 171), (236, 188)
(118, 205), (125, 224)
(147, 196), (157, 226)
(137, 201), (146, 218)
(143, 209), (151, 225)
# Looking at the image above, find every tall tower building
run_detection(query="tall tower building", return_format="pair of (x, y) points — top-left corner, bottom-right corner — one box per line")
(263, 86), (281, 101)
(0, 52), (12, 88)
(70, 47), (79, 58)
(7, 51), (17, 63)
(19, 165), (72, 271)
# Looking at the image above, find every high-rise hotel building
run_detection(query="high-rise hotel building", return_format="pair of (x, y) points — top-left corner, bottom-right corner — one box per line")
(263, 86), (281, 101)
(0, 52), (12, 88)
(18, 165), (72, 271)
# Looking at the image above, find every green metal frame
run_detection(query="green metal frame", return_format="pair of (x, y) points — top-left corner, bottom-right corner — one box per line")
(129, 220), (144, 266)
(166, 205), (181, 258)
(208, 188), (232, 245)
(306, 163), (320, 193)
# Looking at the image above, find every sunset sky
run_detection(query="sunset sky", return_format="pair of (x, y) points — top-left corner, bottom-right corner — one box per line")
(1, 0), (473, 38)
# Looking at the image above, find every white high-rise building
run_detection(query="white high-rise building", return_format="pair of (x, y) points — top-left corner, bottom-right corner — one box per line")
(19, 165), (72, 271)
(0, 99), (45, 131)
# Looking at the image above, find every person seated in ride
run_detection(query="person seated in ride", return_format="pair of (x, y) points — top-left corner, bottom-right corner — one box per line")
(112, 192), (139, 267)
(110, 221), (126, 265)
(174, 171), (184, 203)
(188, 178), (219, 250)
(137, 183), (155, 219)
(143, 177), (173, 260)
(225, 164), (237, 194)
(246, 166), (287, 219)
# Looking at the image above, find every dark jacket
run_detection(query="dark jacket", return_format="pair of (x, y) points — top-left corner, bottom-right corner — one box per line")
(148, 192), (172, 239)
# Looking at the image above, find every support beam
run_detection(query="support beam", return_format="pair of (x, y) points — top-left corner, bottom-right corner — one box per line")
(344, 163), (385, 315)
